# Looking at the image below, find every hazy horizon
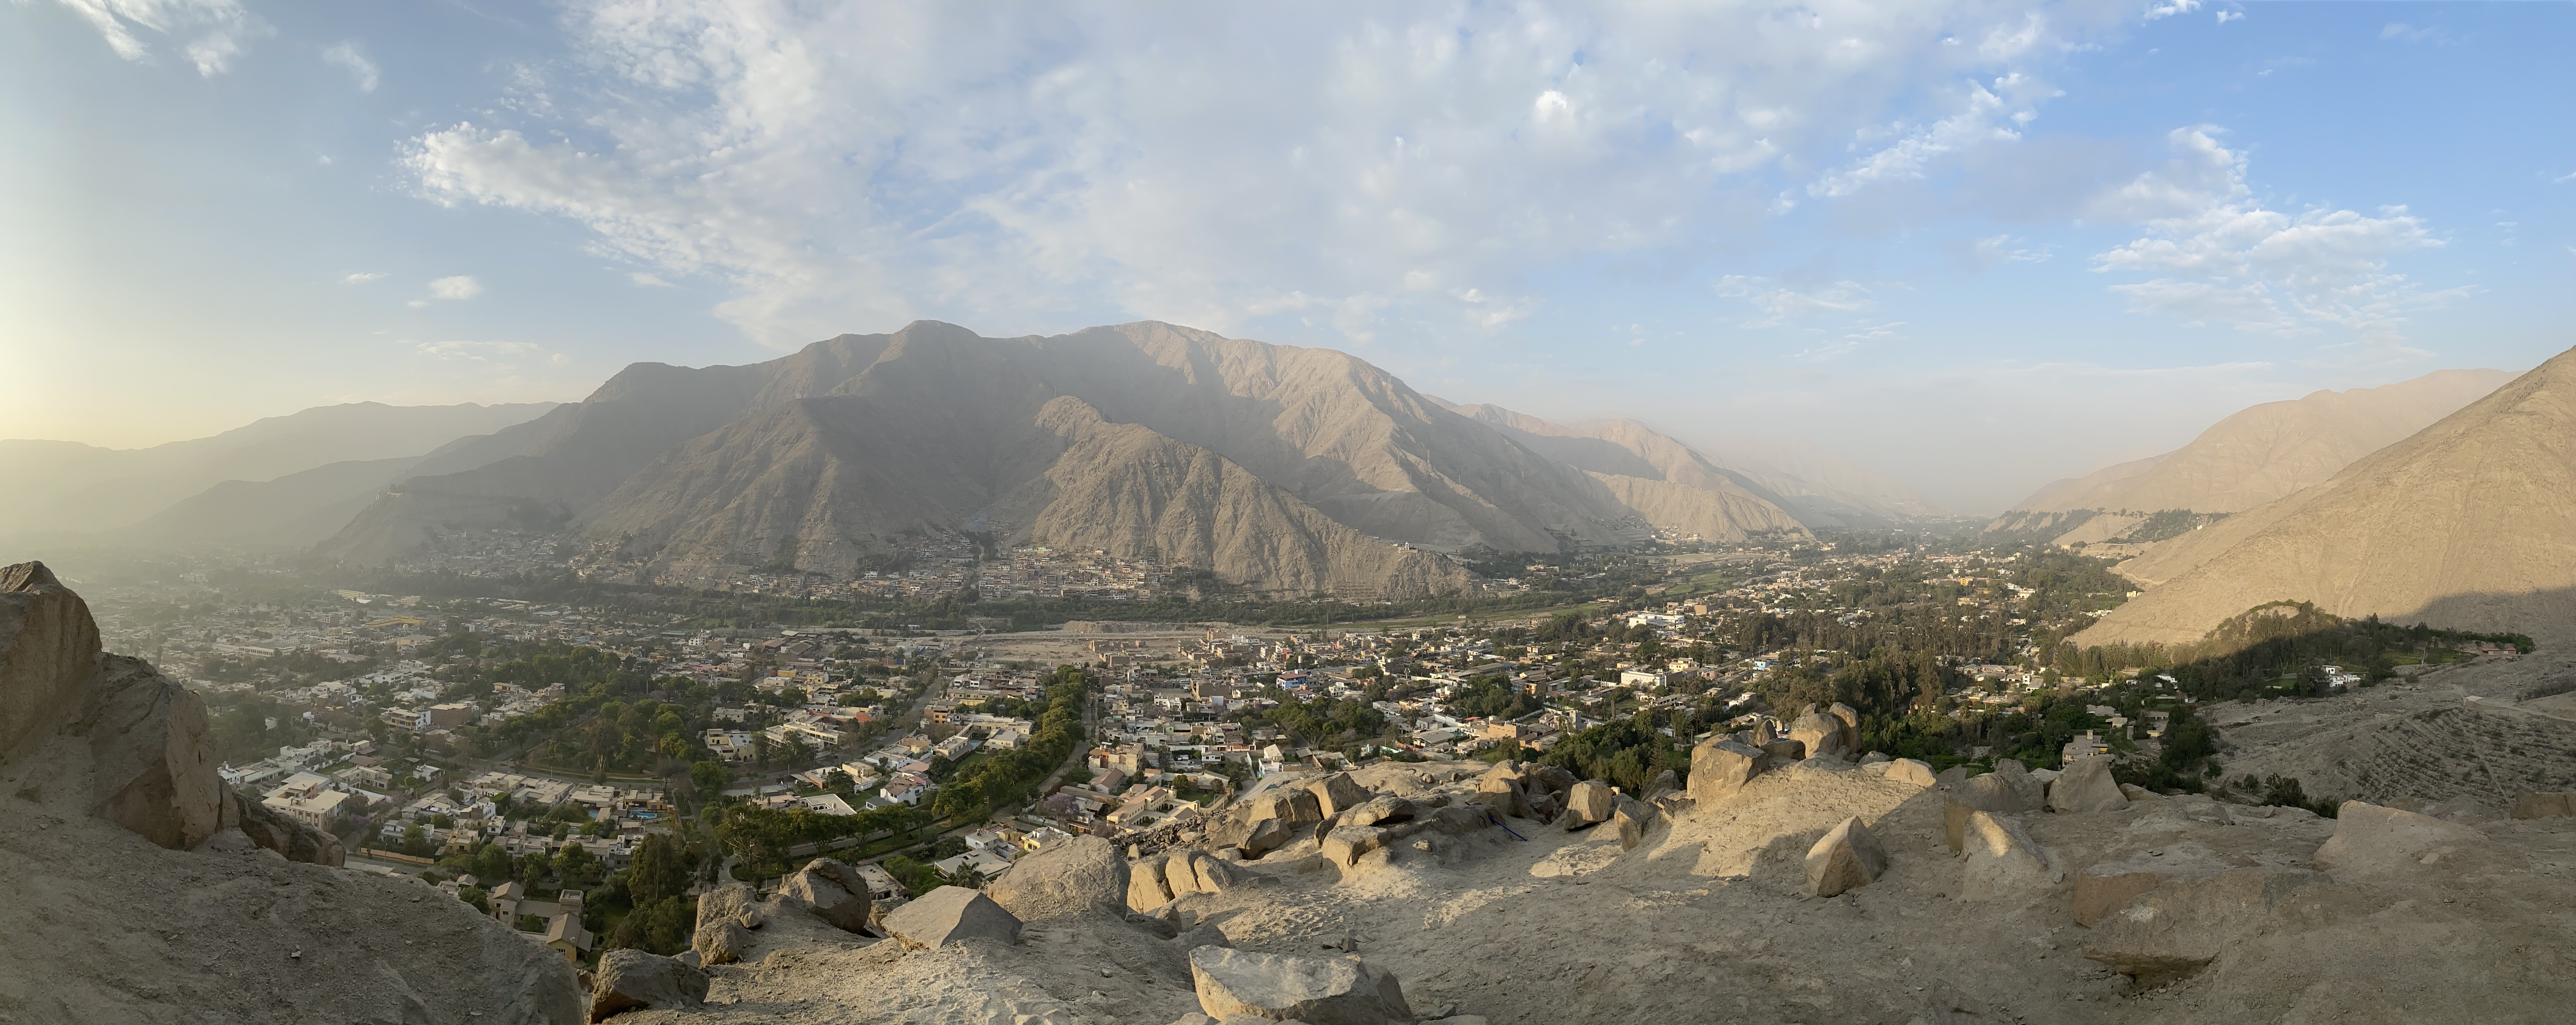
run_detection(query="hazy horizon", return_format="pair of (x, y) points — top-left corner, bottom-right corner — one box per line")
(6, 1), (2570, 512)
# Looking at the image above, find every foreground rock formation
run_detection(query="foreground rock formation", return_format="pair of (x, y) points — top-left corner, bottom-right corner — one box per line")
(0, 562), (584, 1023)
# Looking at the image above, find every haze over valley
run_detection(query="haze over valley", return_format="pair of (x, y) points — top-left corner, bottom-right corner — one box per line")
(7, 3), (2576, 1025)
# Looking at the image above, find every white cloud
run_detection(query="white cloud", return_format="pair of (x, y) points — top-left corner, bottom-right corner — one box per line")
(630, 272), (673, 287)
(341, 271), (386, 284)
(323, 41), (378, 92)
(1963, 234), (2052, 270)
(399, 0), (2138, 349)
(1716, 275), (1874, 329)
(2090, 127), (2465, 349)
(2216, 10), (2243, 25)
(2144, 1), (2201, 21)
(427, 275), (483, 300)
(46, 0), (264, 75)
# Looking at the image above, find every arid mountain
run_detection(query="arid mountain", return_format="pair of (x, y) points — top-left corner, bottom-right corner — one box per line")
(2015, 369), (2513, 515)
(331, 321), (1793, 594)
(0, 401), (556, 537)
(2076, 353), (2575, 646)
(120, 456), (422, 548)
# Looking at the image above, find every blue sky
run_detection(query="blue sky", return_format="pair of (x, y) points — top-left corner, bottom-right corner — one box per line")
(4, 1), (2570, 511)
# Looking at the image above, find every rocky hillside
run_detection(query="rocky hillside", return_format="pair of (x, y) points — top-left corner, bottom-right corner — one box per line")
(0, 562), (584, 1023)
(327, 321), (1859, 594)
(580, 702), (2576, 1024)
(2079, 348), (2576, 647)
(2015, 368), (2513, 515)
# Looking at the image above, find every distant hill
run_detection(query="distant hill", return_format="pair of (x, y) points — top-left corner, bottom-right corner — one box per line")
(2014, 369), (2513, 515)
(1436, 402), (1928, 531)
(2076, 352), (2576, 646)
(0, 401), (558, 538)
(325, 321), (1809, 597)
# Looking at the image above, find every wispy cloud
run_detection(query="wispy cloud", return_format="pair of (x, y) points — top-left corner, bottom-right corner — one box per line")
(1716, 276), (1874, 329)
(341, 271), (386, 284)
(322, 41), (378, 92)
(45, 0), (265, 75)
(427, 275), (483, 301)
(415, 340), (570, 368)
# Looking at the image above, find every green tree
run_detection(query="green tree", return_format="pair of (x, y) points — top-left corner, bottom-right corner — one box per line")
(626, 832), (689, 906)
(690, 760), (731, 797)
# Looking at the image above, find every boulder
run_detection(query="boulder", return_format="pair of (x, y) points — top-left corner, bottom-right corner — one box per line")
(2072, 851), (2229, 927)
(589, 948), (708, 1022)
(1188, 946), (1412, 1025)
(881, 885), (1022, 949)
(1827, 702), (1861, 752)
(2311, 801), (2488, 878)
(1468, 775), (1529, 819)
(1857, 751), (1891, 765)
(1249, 787), (1326, 826)
(1429, 805), (1492, 835)
(1804, 816), (1889, 897)
(1342, 795), (1418, 829)
(690, 883), (763, 964)
(1786, 713), (1849, 763)
(1241, 818), (1295, 858)
(84, 654), (223, 850)
(1523, 764), (1577, 797)
(2079, 867), (2328, 983)
(1308, 773), (1373, 818)
(0, 561), (100, 761)
(1321, 825), (1392, 867)
(1934, 766), (1970, 788)
(2118, 784), (2164, 803)
(1945, 769), (2043, 852)
(780, 857), (876, 932)
(1130, 853), (1178, 912)
(1957, 811), (2053, 901)
(1612, 796), (1658, 852)
(1761, 739), (1806, 763)
(1641, 768), (1679, 800)
(1162, 853), (1206, 896)
(1687, 739), (1765, 802)
(1563, 781), (1617, 826)
(2510, 791), (2574, 819)
(229, 790), (345, 867)
(2045, 756), (2128, 814)
(984, 835), (1126, 922)
(1882, 758), (1937, 789)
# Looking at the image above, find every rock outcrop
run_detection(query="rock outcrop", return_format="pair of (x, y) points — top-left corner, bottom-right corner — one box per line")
(2310, 800), (2489, 878)
(691, 883), (764, 964)
(1958, 811), (2054, 901)
(986, 835), (1128, 922)
(2045, 756), (2127, 814)
(780, 857), (876, 933)
(1689, 738), (1765, 802)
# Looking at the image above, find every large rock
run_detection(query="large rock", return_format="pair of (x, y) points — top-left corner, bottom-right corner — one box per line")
(1688, 739), (1765, 802)
(2045, 756), (2128, 814)
(1804, 816), (1889, 897)
(881, 885), (1022, 949)
(1958, 811), (2053, 901)
(1342, 795), (1418, 829)
(2311, 801), (2489, 878)
(1308, 773), (1372, 818)
(1881, 758), (1937, 788)
(2080, 867), (2328, 982)
(1563, 781), (1617, 826)
(1612, 796), (1658, 851)
(589, 948), (708, 1022)
(984, 835), (1125, 922)
(780, 857), (876, 932)
(1129, 853), (1178, 912)
(1786, 713), (1849, 763)
(84, 654), (224, 850)
(229, 790), (345, 867)
(2072, 852), (2230, 927)
(1945, 766), (2044, 852)
(691, 883), (763, 964)
(1468, 774), (1529, 819)
(1321, 825), (1392, 867)
(1827, 702), (1861, 752)
(0, 562), (100, 761)
(1188, 946), (1412, 1025)
(1522, 764), (1576, 798)
(1249, 787), (1325, 827)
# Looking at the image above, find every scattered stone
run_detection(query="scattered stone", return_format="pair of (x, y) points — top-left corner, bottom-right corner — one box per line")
(1805, 816), (1889, 897)
(2045, 756), (2127, 814)
(1188, 946), (1412, 1025)
(881, 886), (1022, 950)
(780, 857), (876, 933)
(588, 949), (707, 1022)
(2311, 801), (2488, 878)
